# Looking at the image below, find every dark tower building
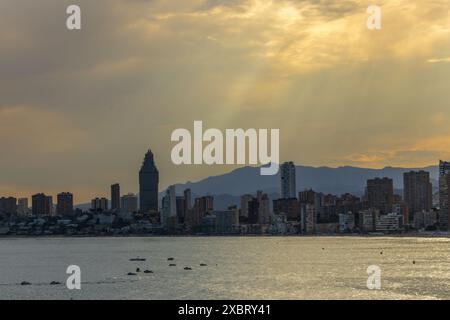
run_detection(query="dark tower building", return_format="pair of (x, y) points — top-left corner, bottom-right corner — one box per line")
(367, 177), (394, 214)
(139, 150), (159, 212)
(111, 183), (120, 211)
(403, 171), (432, 222)
(32, 193), (53, 216)
(57, 192), (74, 216)
(439, 160), (450, 230)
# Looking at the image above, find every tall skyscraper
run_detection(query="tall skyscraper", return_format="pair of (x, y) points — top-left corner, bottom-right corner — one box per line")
(139, 150), (159, 212)
(57, 192), (74, 216)
(32, 193), (53, 216)
(280, 161), (296, 199)
(367, 177), (394, 214)
(257, 191), (271, 225)
(111, 183), (121, 211)
(403, 171), (432, 222)
(247, 197), (259, 224)
(184, 189), (192, 212)
(161, 185), (177, 227)
(439, 160), (450, 230)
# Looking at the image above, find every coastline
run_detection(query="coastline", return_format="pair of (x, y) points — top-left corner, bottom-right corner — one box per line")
(1, 232), (449, 240)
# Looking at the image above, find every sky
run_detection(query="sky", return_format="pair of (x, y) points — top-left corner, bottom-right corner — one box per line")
(0, 0), (449, 203)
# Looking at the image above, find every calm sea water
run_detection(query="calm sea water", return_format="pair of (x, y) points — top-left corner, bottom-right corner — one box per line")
(0, 236), (449, 300)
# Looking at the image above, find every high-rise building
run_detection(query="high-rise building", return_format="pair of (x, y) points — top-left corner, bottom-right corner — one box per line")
(403, 171), (432, 222)
(439, 160), (450, 230)
(111, 183), (121, 211)
(186, 196), (214, 230)
(258, 193), (271, 225)
(57, 192), (73, 216)
(121, 193), (138, 213)
(304, 204), (317, 234)
(17, 198), (29, 216)
(367, 177), (394, 214)
(0, 197), (17, 216)
(183, 189), (192, 212)
(139, 150), (159, 212)
(247, 198), (259, 224)
(161, 185), (177, 227)
(240, 194), (253, 219)
(280, 162), (296, 199)
(176, 196), (185, 223)
(32, 193), (53, 216)
(91, 197), (108, 212)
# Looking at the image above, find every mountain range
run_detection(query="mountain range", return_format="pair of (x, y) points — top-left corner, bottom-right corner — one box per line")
(76, 164), (439, 211)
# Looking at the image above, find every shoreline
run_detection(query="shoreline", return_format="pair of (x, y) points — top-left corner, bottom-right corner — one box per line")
(0, 232), (449, 240)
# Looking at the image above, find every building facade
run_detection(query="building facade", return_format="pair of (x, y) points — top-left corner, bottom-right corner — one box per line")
(32, 193), (53, 216)
(403, 171), (432, 223)
(91, 197), (108, 212)
(439, 160), (450, 230)
(280, 161), (296, 199)
(0, 197), (17, 216)
(57, 192), (73, 216)
(111, 183), (121, 211)
(139, 150), (159, 212)
(367, 177), (394, 214)
(121, 193), (138, 213)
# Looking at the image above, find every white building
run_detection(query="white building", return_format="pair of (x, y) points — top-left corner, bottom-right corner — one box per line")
(339, 212), (355, 233)
(376, 213), (403, 233)
(304, 204), (316, 234)
(161, 185), (177, 227)
(359, 209), (379, 232)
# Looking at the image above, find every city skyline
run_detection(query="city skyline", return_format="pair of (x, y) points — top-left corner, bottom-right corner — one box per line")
(0, 157), (447, 205)
(1, 152), (447, 235)
(0, 0), (449, 202)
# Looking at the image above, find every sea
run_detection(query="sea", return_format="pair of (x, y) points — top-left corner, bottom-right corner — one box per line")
(0, 236), (449, 300)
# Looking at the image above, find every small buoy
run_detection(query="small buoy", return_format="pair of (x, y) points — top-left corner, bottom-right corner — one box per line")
(20, 281), (31, 286)
(136, 268), (141, 272)
(380, 251), (383, 255)
(322, 248), (325, 250)
(413, 260), (416, 265)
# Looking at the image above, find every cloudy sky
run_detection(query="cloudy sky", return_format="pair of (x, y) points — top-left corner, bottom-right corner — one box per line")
(0, 0), (449, 203)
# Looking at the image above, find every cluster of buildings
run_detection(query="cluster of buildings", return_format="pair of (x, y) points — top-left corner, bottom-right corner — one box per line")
(1, 150), (450, 236)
